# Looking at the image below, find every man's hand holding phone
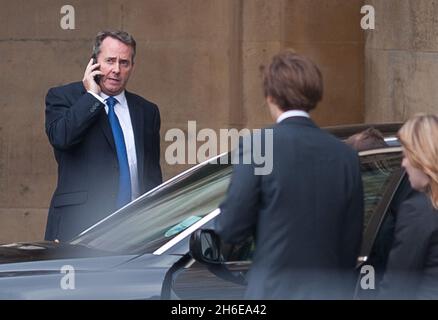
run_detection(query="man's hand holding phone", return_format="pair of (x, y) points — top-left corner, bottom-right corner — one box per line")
(83, 58), (103, 94)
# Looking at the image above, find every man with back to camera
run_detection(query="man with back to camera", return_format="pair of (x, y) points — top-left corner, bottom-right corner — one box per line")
(216, 50), (364, 299)
(44, 30), (162, 242)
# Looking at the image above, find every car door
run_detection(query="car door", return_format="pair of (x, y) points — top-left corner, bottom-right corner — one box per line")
(166, 233), (254, 299)
(354, 148), (408, 298)
(169, 147), (405, 300)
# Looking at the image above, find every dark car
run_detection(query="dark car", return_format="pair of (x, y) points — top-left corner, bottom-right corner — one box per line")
(0, 123), (405, 299)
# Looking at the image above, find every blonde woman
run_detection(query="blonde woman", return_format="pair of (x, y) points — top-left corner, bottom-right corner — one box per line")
(380, 114), (438, 299)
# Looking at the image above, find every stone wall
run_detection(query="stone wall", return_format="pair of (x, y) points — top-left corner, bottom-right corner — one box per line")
(365, 0), (438, 122)
(0, 0), (364, 242)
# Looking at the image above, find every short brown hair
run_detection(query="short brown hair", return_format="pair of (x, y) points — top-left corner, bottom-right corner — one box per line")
(92, 30), (137, 63)
(345, 127), (388, 152)
(261, 50), (323, 112)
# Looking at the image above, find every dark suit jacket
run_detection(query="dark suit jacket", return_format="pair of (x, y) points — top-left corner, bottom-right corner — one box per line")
(44, 81), (162, 241)
(216, 117), (364, 299)
(379, 191), (438, 299)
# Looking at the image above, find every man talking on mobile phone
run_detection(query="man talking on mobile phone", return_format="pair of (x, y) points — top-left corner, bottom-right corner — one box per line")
(44, 30), (162, 242)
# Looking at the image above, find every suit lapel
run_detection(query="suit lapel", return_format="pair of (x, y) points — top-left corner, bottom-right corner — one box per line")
(78, 82), (116, 152)
(126, 91), (145, 188)
(99, 109), (116, 152)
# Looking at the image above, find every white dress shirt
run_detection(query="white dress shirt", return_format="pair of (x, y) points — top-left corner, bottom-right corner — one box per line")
(276, 110), (310, 123)
(88, 90), (140, 200)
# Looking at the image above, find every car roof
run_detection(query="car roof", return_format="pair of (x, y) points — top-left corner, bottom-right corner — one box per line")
(137, 122), (404, 206)
(324, 122), (402, 139)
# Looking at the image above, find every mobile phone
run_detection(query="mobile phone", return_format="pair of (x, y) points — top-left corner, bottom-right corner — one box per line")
(91, 55), (102, 84)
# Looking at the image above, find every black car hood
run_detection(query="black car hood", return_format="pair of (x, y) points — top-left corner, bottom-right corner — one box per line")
(0, 242), (183, 299)
(0, 241), (140, 280)
(0, 241), (115, 265)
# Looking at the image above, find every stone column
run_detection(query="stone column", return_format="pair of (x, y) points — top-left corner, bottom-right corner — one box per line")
(365, 0), (438, 122)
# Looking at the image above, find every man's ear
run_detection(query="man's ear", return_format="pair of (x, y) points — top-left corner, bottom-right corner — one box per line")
(266, 96), (281, 112)
(266, 96), (283, 122)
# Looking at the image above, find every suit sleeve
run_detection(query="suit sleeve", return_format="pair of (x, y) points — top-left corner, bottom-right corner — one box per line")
(215, 136), (261, 244)
(340, 154), (364, 270)
(150, 105), (163, 186)
(378, 195), (431, 298)
(45, 87), (104, 150)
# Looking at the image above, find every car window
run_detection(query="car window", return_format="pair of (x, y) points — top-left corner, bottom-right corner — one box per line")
(370, 174), (412, 264)
(72, 164), (232, 254)
(73, 148), (402, 258)
(226, 149), (404, 262)
(359, 151), (403, 231)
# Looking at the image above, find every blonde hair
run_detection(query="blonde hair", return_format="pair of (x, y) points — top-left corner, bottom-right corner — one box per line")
(398, 114), (438, 209)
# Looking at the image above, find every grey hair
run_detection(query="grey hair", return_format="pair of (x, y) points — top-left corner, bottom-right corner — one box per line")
(92, 30), (136, 63)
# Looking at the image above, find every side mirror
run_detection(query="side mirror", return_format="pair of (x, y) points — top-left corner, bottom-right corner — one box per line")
(189, 229), (222, 264)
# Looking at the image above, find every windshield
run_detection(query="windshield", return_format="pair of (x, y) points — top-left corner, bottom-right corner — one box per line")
(71, 162), (232, 254)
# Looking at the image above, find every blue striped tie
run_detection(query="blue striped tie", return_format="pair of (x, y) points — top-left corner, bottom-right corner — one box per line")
(106, 96), (132, 208)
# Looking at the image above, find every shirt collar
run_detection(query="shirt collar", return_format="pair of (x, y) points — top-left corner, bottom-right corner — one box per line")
(101, 91), (127, 108)
(276, 110), (310, 123)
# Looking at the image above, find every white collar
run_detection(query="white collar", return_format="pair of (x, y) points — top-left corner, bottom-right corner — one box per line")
(276, 110), (310, 123)
(101, 91), (127, 107)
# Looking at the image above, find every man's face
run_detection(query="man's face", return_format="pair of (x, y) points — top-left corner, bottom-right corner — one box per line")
(96, 37), (134, 96)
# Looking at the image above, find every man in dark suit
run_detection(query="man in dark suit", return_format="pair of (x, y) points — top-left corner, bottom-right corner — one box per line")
(45, 30), (162, 242)
(216, 50), (364, 299)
